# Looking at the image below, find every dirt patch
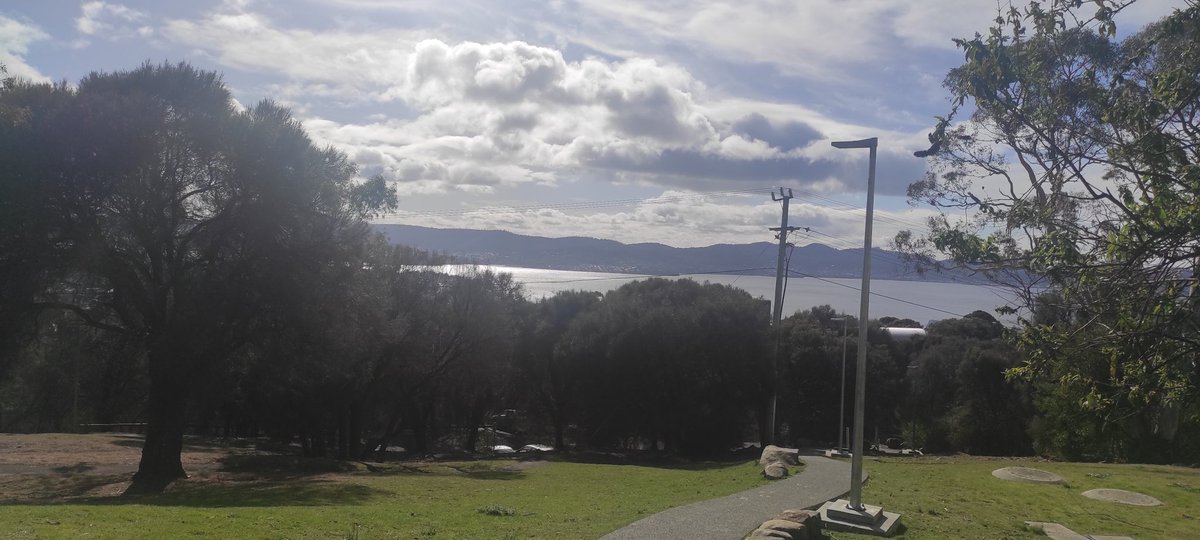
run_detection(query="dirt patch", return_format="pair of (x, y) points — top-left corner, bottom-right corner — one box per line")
(0, 433), (273, 502)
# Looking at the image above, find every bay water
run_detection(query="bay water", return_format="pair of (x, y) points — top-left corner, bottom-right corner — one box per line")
(468, 265), (1019, 325)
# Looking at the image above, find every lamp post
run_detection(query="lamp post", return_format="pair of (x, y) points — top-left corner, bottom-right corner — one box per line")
(830, 316), (849, 452)
(832, 136), (877, 510)
(816, 137), (898, 535)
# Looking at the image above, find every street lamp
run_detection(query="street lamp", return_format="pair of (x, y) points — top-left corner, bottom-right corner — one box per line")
(829, 316), (849, 452)
(817, 137), (900, 535)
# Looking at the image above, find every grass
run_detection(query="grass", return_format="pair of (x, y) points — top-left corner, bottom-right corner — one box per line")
(827, 456), (1200, 539)
(0, 458), (768, 539)
(4, 443), (1197, 540)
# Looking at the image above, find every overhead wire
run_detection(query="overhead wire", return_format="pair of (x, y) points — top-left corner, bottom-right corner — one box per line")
(785, 269), (967, 318)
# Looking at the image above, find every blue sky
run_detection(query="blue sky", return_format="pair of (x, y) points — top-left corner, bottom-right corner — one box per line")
(0, 0), (1186, 248)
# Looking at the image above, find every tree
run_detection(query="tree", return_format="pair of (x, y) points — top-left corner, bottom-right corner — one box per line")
(899, 2), (1200, 460)
(0, 63), (394, 492)
(902, 312), (1033, 454)
(564, 279), (769, 455)
(515, 290), (602, 450)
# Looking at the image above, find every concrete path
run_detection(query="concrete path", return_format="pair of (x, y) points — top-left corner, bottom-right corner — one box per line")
(601, 454), (854, 540)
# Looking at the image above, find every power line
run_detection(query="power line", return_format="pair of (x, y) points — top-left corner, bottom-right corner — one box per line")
(519, 266), (777, 285)
(785, 268), (968, 318)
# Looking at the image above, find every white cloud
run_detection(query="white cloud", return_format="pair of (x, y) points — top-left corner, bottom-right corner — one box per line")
(373, 189), (940, 248)
(75, 1), (149, 39)
(0, 15), (49, 82)
(163, 7), (426, 93)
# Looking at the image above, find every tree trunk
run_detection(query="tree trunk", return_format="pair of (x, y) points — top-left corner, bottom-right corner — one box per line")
(553, 418), (565, 451)
(126, 367), (188, 495)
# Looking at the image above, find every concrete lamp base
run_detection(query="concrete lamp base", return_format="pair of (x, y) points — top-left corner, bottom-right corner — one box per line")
(817, 499), (901, 537)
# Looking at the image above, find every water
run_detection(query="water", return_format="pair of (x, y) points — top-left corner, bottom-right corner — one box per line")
(468, 265), (1020, 325)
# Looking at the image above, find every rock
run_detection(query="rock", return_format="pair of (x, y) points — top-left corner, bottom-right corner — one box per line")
(774, 509), (820, 531)
(759, 445), (800, 467)
(761, 518), (808, 540)
(747, 527), (793, 539)
(762, 462), (789, 479)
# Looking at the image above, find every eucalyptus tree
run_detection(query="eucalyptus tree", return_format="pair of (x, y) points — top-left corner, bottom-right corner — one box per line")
(0, 62), (394, 492)
(899, 2), (1200, 459)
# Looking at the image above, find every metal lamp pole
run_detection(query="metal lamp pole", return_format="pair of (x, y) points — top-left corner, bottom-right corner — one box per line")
(831, 137), (877, 511)
(830, 316), (849, 451)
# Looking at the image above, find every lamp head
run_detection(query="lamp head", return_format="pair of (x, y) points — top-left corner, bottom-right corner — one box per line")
(831, 137), (878, 149)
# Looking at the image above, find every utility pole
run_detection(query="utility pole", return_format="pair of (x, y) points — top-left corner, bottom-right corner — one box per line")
(765, 187), (796, 445)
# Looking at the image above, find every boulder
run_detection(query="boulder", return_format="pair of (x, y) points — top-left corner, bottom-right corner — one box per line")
(759, 445), (800, 467)
(746, 527), (793, 539)
(761, 518), (808, 539)
(762, 462), (789, 479)
(774, 509), (820, 530)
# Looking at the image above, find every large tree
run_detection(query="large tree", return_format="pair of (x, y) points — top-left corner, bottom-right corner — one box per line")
(900, 2), (1200, 459)
(0, 63), (393, 492)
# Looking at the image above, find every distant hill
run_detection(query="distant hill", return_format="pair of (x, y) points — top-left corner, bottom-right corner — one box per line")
(373, 224), (982, 283)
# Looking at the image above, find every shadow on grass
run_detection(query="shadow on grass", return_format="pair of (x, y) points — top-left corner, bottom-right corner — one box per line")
(218, 454), (359, 477)
(2, 474), (387, 508)
(119, 479), (387, 507)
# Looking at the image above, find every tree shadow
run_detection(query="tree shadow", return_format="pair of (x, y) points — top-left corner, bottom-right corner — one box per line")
(115, 478), (388, 507)
(352, 461), (527, 481)
(542, 451), (756, 471)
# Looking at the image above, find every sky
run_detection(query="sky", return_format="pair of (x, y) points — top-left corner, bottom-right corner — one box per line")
(0, 0), (1188, 250)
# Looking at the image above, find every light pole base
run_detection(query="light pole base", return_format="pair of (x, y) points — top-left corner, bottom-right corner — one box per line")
(818, 499), (901, 537)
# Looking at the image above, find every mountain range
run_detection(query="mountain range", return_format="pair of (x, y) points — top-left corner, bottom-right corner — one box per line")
(373, 224), (981, 283)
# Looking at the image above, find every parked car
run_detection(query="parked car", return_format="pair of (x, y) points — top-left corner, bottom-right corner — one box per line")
(518, 444), (554, 453)
(884, 437), (905, 449)
(489, 445), (515, 454)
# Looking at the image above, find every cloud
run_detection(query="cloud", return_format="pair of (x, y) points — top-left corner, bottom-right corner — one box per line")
(288, 38), (938, 196)
(75, 1), (150, 40)
(563, 0), (1000, 80)
(163, 6), (425, 94)
(0, 15), (49, 82)
(157, 4), (941, 197)
(374, 189), (940, 249)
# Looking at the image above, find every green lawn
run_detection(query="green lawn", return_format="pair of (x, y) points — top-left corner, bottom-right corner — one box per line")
(0, 459), (767, 539)
(4, 453), (1197, 539)
(830, 456), (1200, 540)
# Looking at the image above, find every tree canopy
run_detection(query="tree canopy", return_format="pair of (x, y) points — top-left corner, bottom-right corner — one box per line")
(900, 1), (1200, 460)
(0, 62), (395, 492)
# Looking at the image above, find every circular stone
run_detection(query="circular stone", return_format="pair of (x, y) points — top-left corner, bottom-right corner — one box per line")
(991, 466), (1066, 484)
(1081, 488), (1163, 506)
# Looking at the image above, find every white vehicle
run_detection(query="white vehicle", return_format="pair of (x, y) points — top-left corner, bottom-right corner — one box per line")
(518, 444), (554, 453)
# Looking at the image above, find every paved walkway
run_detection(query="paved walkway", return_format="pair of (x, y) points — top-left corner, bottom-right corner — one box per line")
(601, 454), (855, 540)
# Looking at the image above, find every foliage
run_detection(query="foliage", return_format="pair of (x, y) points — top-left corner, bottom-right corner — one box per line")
(0, 62), (394, 491)
(562, 279), (769, 455)
(903, 311), (1034, 455)
(899, 1), (1200, 461)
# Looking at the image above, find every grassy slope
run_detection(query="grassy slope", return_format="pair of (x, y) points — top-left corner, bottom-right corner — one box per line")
(0, 460), (766, 539)
(831, 457), (1200, 540)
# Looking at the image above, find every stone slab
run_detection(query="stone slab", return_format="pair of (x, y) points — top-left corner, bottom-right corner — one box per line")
(818, 499), (900, 537)
(1025, 520), (1136, 540)
(1081, 488), (1163, 506)
(992, 466), (1065, 484)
